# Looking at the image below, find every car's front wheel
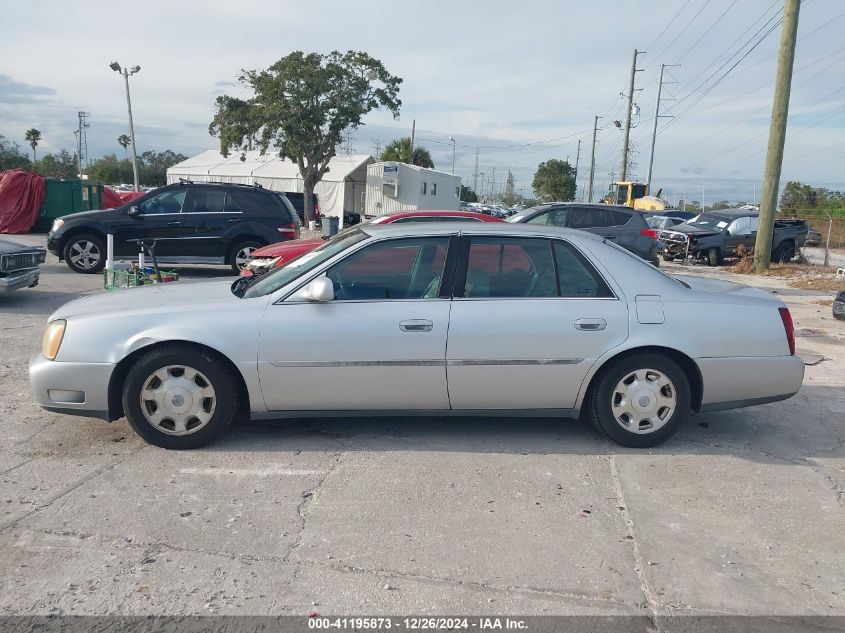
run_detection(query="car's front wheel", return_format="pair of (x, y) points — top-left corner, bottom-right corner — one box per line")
(63, 234), (106, 274)
(662, 253), (675, 262)
(228, 240), (265, 273)
(122, 345), (240, 449)
(589, 353), (690, 448)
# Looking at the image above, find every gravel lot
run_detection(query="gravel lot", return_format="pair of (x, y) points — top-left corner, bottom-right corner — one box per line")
(1, 234), (843, 618)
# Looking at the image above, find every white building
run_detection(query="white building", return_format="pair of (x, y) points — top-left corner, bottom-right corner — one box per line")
(365, 162), (461, 217)
(166, 151), (374, 222)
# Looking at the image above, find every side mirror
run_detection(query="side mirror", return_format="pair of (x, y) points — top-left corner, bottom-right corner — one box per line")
(128, 206), (140, 217)
(301, 277), (334, 302)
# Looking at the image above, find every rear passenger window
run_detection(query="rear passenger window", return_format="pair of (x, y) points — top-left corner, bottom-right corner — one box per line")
(463, 237), (557, 298)
(553, 241), (613, 297)
(609, 210), (631, 226)
(228, 189), (288, 219)
(568, 208), (611, 229)
(186, 189), (226, 213)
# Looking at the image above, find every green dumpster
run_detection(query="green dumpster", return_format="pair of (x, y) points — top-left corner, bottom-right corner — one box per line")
(34, 179), (103, 232)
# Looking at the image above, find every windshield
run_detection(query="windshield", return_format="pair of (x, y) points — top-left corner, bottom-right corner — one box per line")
(687, 214), (731, 230)
(241, 228), (368, 299)
(505, 205), (545, 223)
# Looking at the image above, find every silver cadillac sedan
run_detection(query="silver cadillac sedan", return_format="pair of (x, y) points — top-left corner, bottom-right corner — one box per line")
(30, 223), (804, 450)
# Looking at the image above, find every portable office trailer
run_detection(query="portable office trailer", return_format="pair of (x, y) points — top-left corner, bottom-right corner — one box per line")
(365, 162), (461, 217)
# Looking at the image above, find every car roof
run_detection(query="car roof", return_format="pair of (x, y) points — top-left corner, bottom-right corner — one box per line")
(359, 221), (605, 242)
(701, 209), (757, 218)
(533, 202), (634, 213)
(381, 210), (502, 222)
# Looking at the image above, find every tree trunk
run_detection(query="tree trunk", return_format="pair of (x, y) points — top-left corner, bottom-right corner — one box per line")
(303, 179), (316, 225)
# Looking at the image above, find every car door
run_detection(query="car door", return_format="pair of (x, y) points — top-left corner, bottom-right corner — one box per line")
(112, 187), (191, 258)
(445, 235), (629, 410)
(182, 187), (228, 259)
(257, 235), (455, 411)
(724, 216), (754, 255)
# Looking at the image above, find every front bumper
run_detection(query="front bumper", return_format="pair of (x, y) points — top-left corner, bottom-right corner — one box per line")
(0, 268), (40, 292)
(29, 353), (116, 420)
(697, 354), (804, 411)
(46, 234), (61, 258)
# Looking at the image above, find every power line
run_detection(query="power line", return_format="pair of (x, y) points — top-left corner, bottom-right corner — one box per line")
(650, 0), (713, 66)
(675, 0), (740, 63)
(642, 0), (695, 63)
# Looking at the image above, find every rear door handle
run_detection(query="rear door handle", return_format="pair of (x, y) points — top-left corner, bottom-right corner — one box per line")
(604, 234), (616, 239)
(399, 319), (433, 332)
(167, 221), (182, 226)
(227, 219), (241, 223)
(575, 318), (607, 331)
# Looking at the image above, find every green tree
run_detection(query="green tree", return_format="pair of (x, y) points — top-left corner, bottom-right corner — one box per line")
(380, 137), (434, 168)
(210, 50), (402, 223)
(532, 159), (576, 202)
(0, 135), (32, 170)
(138, 150), (187, 186)
(36, 149), (78, 179)
(118, 134), (131, 159)
(459, 185), (477, 202)
(88, 154), (134, 184)
(24, 129), (42, 162)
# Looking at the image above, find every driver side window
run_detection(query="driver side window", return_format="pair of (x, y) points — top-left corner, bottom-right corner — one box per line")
(727, 216), (751, 236)
(326, 237), (450, 301)
(139, 189), (187, 215)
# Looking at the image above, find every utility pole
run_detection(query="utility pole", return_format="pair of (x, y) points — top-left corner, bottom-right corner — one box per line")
(73, 130), (82, 179)
(646, 63), (679, 189)
(574, 139), (582, 201)
(473, 148), (479, 194)
(409, 119), (416, 159)
(371, 138), (382, 157)
(491, 167), (496, 197)
(753, 0), (800, 273)
(621, 48), (644, 183)
(587, 115), (600, 202)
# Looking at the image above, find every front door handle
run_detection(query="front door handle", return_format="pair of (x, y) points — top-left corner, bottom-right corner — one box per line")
(167, 221), (182, 226)
(227, 218), (241, 223)
(399, 319), (433, 332)
(604, 234), (616, 240)
(575, 318), (607, 331)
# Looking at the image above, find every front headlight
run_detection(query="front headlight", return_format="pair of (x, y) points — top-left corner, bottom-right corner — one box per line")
(51, 218), (64, 232)
(42, 320), (66, 360)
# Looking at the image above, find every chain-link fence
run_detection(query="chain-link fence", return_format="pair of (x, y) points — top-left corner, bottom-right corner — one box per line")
(782, 215), (845, 250)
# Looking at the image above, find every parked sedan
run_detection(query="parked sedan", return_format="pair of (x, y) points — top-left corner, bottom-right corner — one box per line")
(0, 238), (46, 293)
(30, 223), (803, 450)
(507, 203), (659, 265)
(241, 210), (503, 277)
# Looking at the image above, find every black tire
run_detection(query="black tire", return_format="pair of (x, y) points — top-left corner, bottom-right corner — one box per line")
(588, 353), (691, 448)
(63, 233), (106, 274)
(122, 344), (240, 449)
(228, 240), (265, 273)
(662, 253), (675, 262)
(707, 247), (722, 267)
(771, 241), (795, 263)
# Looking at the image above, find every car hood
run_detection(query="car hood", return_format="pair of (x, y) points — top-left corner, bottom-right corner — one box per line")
(50, 280), (240, 321)
(663, 223), (720, 237)
(57, 208), (123, 223)
(250, 238), (323, 258)
(0, 238), (44, 254)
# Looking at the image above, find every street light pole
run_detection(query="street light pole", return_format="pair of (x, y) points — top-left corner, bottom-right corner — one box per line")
(110, 62), (141, 192)
(449, 136), (456, 174)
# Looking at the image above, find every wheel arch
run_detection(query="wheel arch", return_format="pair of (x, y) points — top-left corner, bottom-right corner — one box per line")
(107, 340), (250, 422)
(578, 345), (703, 413)
(58, 227), (108, 257)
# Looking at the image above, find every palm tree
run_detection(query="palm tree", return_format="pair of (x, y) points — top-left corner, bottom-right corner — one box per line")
(25, 129), (42, 162)
(118, 134), (131, 159)
(380, 137), (435, 169)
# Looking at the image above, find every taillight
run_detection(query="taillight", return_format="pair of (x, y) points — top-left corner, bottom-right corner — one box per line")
(640, 228), (658, 239)
(278, 223), (297, 238)
(778, 307), (795, 355)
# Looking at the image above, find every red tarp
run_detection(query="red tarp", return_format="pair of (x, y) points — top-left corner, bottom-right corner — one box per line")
(118, 191), (145, 204)
(101, 187), (124, 209)
(0, 170), (46, 234)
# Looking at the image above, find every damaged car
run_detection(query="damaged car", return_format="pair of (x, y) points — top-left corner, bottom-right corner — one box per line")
(0, 238), (46, 293)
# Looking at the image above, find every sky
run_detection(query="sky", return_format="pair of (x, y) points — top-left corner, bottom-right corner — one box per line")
(1, 0), (843, 204)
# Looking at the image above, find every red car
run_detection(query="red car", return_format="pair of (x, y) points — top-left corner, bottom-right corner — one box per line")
(240, 210), (502, 277)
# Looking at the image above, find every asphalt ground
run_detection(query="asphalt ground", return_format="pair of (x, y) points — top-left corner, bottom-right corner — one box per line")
(0, 234), (843, 620)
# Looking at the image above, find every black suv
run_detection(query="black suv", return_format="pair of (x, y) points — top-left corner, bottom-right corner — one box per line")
(47, 181), (300, 273)
(506, 203), (658, 265)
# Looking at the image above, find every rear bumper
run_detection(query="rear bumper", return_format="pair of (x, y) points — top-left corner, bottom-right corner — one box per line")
(697, 354), (804, 411)
(0, 268), (39, 292)
(29, 353), (115, 421)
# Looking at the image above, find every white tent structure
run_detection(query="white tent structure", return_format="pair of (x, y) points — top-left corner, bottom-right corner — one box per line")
(166, 151), (374, 221)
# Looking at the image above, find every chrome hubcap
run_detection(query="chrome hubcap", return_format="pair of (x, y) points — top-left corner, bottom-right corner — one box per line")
(139, 365), (216, 436)
(235, 247), (254, 269)
(611, 368), (676, 434)
(69, 240), (101, 269)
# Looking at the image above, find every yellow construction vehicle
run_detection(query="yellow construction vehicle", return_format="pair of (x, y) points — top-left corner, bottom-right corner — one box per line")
(602, 181), (670, 212)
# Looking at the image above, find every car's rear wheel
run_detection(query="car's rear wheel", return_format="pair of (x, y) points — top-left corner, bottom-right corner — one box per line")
(122, 345), (240, 449)
(63, 234), (106, 274)
(229, 240), (264, 273)
(589, 353), (690, 448)
(771, 241), (795, 263)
